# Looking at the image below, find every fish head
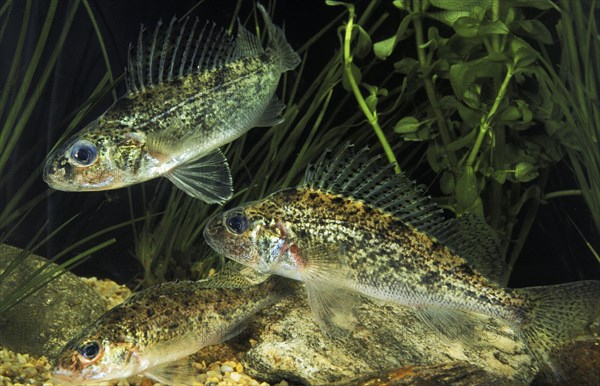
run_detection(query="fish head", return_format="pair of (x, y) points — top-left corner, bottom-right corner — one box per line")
(204, 199), (303, 279)
(43, 119), (151, 191)
(52, 330), (142, 384)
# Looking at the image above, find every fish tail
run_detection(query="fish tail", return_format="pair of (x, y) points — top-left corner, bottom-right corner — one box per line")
(513, 280), (600, 378)
(257, 4), (301, 72)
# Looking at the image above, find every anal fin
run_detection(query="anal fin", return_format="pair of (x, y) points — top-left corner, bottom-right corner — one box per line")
(414, 306), (488, 346)
(166, 149), (233, 204)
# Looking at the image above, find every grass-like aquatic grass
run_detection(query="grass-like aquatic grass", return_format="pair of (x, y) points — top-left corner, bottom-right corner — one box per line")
(546, 1), (600, 262)
(0, 0), (126, 312)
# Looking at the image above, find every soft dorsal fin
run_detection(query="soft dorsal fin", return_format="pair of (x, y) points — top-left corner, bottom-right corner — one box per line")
(304, 143), (506, 284)
(433, 213), (507, 285)
(125, 14), (264, 94)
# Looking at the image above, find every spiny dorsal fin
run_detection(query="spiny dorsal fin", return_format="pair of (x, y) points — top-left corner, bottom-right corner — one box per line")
(304, 143), (446, 235)
(125, 14), (264, 95)
(304, 143), (506, 283)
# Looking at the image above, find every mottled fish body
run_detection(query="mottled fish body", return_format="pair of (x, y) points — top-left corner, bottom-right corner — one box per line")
(44, 5), (300, 204)
(204, 143), (600, 377)
(52, 271), (285, 385)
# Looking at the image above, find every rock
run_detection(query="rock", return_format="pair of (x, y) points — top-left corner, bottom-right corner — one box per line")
(241, 281), (598, 385)
(344, 362), (519, 386)
(531, 339), (600, 386)
(0, 243), (107, 358)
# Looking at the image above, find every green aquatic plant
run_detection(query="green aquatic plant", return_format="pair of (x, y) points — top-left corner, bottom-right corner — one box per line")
(324, 0), (600, 279)
(540, 0), (600, 257)
(0, 0), (120, 312)
(131, 0), (421, 285)
(133, 0), (598, 285)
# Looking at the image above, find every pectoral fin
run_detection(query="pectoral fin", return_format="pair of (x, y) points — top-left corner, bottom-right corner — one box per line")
(305, 281), (358, 338)
(296, 240), (358, 338)
(146, 117), (186, 157)
(166, 149), (233, 204)
(144, 357), (197, 386)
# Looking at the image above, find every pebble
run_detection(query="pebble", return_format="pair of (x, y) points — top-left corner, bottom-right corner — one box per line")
(220, 365), (234, 373)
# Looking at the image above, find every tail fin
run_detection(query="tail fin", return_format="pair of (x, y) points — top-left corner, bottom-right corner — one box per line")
(257, 4), (301, 72)
(514, 280), (600, 378)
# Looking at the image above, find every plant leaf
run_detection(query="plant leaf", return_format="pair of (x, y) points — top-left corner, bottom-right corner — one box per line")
(394, 57), (419, 74)
(479, 20), (509, 35)
(510, 20), (553, 44)
(341, 62), (361, 91)
(354, 25), (372, 59)
(394, 116), (421, 134)
(453, 17), (480, 38)
(455, 165), (478, 209)
(374, 35), (398, 59)
(430, 0), (493, 10)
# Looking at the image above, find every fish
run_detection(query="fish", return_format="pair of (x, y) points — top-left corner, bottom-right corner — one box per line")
(52, 268), (286, 385)
(43, 5), (300, 204)
(203, 143), (600, 378)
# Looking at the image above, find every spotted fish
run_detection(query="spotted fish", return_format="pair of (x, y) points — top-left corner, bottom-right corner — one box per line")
(52, 269), (285, 385)
(43, 5), (300, 204)
(204, 143), (600, 378)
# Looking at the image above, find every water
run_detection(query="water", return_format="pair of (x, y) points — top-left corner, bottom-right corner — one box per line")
(1, 1), (599, 384)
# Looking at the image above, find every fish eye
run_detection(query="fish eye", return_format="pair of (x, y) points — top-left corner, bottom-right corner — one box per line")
(79, 341), (101, 361)
(225, 212), (249, 234)
(69, 140), (98, 166)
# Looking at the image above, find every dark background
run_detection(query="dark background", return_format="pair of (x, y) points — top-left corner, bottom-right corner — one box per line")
(1, 0), (598, 288)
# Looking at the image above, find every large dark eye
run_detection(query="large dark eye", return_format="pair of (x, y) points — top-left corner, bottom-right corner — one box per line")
(79, 341), (100, 360)
(226, 212), (249, 234)
(70, 140), (98, 166)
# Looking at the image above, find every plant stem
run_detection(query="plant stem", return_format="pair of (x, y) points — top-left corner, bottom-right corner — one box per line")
(543, 189), (582, 200)
(341, 5), (400, 173)
(466, 65), (513, 167)
(490, 0), (501, 53)
(412, 9), (457, 168)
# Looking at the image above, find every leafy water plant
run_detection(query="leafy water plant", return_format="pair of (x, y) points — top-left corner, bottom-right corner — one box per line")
(539, 0), (600, 257)
(324, 0), (599, 280)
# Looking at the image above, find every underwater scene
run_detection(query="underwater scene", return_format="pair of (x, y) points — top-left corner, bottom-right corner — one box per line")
(1, 0), (599, 385)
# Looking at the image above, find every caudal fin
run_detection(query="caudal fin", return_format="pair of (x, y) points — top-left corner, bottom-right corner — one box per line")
(514, 280), (600, 378)
(257, 4), (301, 72)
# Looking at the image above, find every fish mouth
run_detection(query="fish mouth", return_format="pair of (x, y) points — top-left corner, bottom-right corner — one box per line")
(51, 369), (83, 385)
(43, 155), (74, 189)
(203, 215), (224, 250)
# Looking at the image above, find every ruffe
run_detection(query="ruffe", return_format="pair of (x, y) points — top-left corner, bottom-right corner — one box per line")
(204, 143), (600, 379)
(44, 4), (300, 204)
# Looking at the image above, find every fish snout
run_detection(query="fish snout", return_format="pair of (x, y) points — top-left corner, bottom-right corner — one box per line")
(204, 215), (224, 240)
(43, 156), (74, 189)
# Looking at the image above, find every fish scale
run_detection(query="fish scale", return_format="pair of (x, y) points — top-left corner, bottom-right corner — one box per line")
(204, 143), (600, 381)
